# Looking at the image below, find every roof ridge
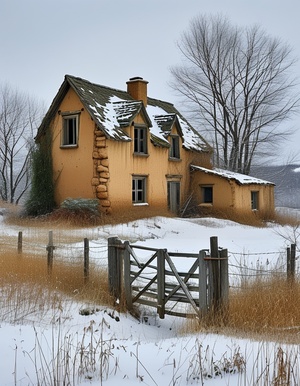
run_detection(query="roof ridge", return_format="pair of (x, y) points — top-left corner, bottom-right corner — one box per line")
(65, 74), (132, 98)
(147, 95), (175, 107)
(66, 74), (175, 107)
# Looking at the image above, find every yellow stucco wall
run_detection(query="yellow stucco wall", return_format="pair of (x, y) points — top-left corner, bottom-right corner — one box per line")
(190, 170), (275, 216)
(51, 88), (95, 204)
(108, 119), (190, 209)
(233, 184), (274, 214)
(49, 88), (211, 213)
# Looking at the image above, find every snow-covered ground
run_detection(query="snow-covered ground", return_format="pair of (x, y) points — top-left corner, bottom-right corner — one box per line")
(0, 210), (300, 385)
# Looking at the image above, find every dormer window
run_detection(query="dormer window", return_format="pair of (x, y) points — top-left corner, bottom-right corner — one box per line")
(134, 125), (147, 154)
(61, 114), (79, 147)
(169, 135), (180, 159)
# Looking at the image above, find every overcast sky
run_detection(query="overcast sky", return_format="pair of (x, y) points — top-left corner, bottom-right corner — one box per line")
(1, 0), (300, 161)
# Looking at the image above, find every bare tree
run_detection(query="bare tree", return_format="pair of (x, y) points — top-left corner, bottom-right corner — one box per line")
(0, 84), (44, 204)
(170, 14), (299, 174)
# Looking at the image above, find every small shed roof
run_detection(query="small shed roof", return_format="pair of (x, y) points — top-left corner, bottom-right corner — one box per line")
(191, 165), (275, 186)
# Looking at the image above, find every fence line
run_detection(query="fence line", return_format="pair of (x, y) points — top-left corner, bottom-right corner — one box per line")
(229, 250), (283, 256)
(1, 231), (107, 252)
(0, 231), (298, 296)
(0, 231), (109, 283)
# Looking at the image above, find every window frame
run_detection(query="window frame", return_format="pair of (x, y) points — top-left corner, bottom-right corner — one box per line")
(132, 176), (147, 205)
(201, 185), (213, 204)
(169, 135), (180, 160)
(61, 113), (79, 147)
(133, 125), (148, 155)
(251, 191), (259, 210)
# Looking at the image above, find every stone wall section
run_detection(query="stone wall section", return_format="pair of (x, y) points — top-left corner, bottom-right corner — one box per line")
(92, 128), (112, 214)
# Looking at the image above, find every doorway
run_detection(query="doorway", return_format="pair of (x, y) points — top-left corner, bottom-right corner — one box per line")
(167, 181), (180, 214)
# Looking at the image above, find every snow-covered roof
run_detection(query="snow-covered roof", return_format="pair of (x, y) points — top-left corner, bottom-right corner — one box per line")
(191, 165), (275, 185)
(37, 75), (211, 153)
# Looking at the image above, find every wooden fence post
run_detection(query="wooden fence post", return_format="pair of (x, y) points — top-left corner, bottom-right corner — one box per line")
(220, 248), (229, 324)
(123, 241), (133, 311)
(84, 238), (89, 283)
(210, 236), (220, 314)
(108, 237), (123, 301)
(287, 244), (296, 282)
(157, 249), (166, 319)
(47, 231), (54, 275)
(198, 249), (208, 315)
(17, 231), (22, 254)
(291, 244), (296, 282)
(287, 246), (291, 280)
(206, 251), (213, 312)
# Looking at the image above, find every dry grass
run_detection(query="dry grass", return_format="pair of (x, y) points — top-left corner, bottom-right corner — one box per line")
(3, 202), (172, 229)
(207, 208), (275, 227)
(2, 198), (300, 229)
(186, 276), (300, 344)
(272, 210), (300, 227)
(192, 206), (300, 228)
(103, 206), (173, 225)
(0, 251), (114, 324)
(228, 277), (300, 339)
(0, 201), (117, 322)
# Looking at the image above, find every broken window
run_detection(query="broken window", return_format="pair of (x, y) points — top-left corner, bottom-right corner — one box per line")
(62, 114), (79, 146)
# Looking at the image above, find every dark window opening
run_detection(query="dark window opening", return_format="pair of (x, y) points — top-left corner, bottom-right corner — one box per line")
(251, 191), (259, 210)
(201, 186), (213, 204)
(170, 136), (180, 159)
(62, 115), (78, 146)
(134, 126), (147, 154)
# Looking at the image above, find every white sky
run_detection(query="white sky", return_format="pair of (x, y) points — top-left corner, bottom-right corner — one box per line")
(1, 0), (300, 160)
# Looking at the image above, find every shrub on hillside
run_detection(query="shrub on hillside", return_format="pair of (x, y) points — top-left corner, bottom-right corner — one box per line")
(50, 198), (102, 226)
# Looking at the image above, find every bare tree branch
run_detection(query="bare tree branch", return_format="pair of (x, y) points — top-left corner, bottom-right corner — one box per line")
(170, 14), (300, 174)
(0, 83), (45, 203)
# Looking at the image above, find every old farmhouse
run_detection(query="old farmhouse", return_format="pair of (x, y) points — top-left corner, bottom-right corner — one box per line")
(36, 75), (275, 218)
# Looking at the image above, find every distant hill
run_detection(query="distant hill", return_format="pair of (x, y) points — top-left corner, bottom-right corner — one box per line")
(251, 164), (300, 208)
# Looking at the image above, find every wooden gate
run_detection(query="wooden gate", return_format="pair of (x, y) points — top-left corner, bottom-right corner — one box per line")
(108, 236), (228, 320)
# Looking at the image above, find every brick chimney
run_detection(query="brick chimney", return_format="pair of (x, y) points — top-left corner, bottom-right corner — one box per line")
(126, 77), (148, 106)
